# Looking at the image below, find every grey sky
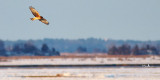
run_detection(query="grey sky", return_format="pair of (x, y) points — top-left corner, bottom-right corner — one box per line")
(0, 0), (160, 41)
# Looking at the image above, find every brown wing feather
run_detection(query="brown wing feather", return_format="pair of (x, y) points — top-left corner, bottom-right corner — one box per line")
(39, 18), (49, 25)
(29, 6), (40, 17)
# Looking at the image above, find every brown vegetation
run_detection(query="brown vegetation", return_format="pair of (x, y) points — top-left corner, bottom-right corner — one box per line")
(0, 53), (157, 61)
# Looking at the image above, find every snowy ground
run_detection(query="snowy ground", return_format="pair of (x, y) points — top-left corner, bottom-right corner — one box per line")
(0, 67), (160, 80)
(0, 56), (160, 65)
(0, 56), (160, 80)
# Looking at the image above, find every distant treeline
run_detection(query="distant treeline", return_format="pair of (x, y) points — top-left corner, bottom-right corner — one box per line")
(0, 38), (160, 56)
(0, 40), (60, 56)
(108, 44), (159, 55)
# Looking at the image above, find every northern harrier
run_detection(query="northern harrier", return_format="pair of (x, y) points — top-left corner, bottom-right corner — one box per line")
(29, 6), (49, 25)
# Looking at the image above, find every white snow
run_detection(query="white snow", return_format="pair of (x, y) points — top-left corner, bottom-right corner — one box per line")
(0, 56), (160, 65)
(0, 67), (160, 80)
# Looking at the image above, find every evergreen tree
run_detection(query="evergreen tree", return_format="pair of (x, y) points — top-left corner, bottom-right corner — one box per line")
(41, 44), (49, 52)
(0, 40), (6, 56)
(132, 45), (140, 55)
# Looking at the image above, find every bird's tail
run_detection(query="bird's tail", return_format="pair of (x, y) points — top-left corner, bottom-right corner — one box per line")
(30, 18), (34, 21)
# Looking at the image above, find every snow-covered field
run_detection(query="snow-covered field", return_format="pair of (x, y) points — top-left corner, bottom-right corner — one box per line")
(0, 56), (160, 80)
(0, 56), (160, 65)
(0, 67), (160, 80)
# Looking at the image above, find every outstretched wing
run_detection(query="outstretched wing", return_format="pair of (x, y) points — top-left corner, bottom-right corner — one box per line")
(39, 18), (49, 25)
(29, 6), (40, 17)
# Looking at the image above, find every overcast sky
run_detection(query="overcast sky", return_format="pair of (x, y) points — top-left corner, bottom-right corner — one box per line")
(0, 0), (160, 41)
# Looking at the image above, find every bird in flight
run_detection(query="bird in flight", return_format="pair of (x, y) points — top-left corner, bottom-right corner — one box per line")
(29, 6), (49, 25)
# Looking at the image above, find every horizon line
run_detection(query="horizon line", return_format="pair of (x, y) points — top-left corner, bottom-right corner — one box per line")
(1, 37), (160, 42)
